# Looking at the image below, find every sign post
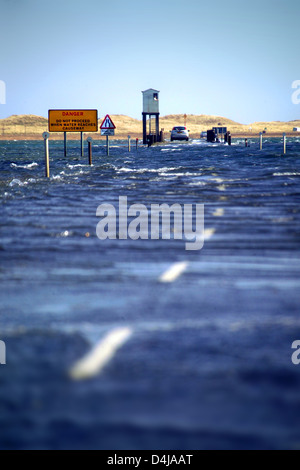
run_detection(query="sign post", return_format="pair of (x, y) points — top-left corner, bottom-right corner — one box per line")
(106, 135), (110, 156)
(81, 132), (84, 157)
(100, 115), (116, 157)
(64, 131), (67, 157)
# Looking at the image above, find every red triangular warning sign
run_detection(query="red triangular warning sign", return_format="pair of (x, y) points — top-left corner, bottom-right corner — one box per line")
(100, 114), (116, 129)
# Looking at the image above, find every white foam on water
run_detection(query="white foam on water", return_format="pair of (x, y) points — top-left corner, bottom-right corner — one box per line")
(117, 166), (183, 174)
(67, 164), (87, 169)
(10, 162), (38, 169)
(188, 181), (206, 186)
(273, 172), (300, 176)
(159, 173), (181, 177)
(117, 167), (132, 173)
(51, 175), (63, 181)
(9, 178), (27, 187)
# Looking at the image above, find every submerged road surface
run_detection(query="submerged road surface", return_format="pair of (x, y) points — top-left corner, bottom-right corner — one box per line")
(0, 138), (300, 449)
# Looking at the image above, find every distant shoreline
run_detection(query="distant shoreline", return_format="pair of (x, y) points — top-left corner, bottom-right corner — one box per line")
(1, 113), (299, 141)
(0, 132), (298, 141)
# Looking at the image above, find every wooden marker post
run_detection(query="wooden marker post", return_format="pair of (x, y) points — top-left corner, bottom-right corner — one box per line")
(87, 137), (93, 165)
(136, 138), (139, 150)
(128, 135), (131, 152)
(43, 132), (50, 178)
(283, 133), (287, 155)
(64, 132), (67, 157)
(259, 132), (263, 150)
(81, 132), (84, 157)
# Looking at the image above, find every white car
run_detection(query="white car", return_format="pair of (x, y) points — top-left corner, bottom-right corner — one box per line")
(170, 126), (190, 141)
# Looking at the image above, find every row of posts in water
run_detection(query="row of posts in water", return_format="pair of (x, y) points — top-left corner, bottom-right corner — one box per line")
(223, 132), (287, 153)
(43, 132), (137, 178)
(259, 132), (287, 154)
(43, 132), (290, 178)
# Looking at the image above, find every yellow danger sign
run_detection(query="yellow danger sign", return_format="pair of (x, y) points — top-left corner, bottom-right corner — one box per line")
(48, 109), (98, 132)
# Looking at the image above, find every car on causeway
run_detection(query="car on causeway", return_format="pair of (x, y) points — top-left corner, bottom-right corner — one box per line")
(170, 126), (190, 141)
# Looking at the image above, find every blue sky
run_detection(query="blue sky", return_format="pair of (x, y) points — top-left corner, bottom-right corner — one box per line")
(0, 0), (299, 123)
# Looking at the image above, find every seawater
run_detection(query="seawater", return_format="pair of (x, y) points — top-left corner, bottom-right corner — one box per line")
(0, 138), (300, 449)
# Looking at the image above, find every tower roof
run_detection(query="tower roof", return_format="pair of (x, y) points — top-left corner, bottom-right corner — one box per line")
(142, 88), (160, 94)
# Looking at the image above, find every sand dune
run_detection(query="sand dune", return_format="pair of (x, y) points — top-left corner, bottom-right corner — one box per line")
(0, 113), (299, 140)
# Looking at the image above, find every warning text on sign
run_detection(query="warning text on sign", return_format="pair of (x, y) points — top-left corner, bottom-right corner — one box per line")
(48, 110), (98, 133)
